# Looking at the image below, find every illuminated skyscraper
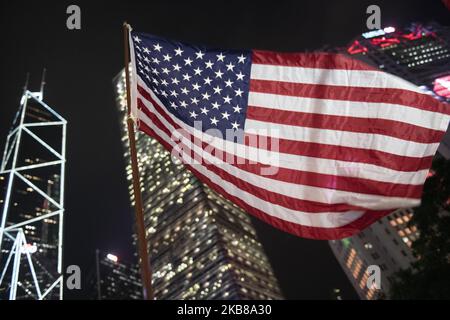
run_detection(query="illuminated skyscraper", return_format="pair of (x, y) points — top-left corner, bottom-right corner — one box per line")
(92, 250), (143, 300)
(0, 82), (66, 300)
(329, 208), (418, 300)
(329, 22), (450, 300)
(114, 70), (282, 300)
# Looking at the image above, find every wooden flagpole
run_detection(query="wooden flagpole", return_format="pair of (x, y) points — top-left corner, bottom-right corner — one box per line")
(123, 22), (154, 300)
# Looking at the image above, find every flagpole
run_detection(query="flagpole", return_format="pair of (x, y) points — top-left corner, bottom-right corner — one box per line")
(123, 22), (154, 300)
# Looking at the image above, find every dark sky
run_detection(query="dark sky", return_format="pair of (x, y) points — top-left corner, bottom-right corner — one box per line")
(1, 0), (448, 300)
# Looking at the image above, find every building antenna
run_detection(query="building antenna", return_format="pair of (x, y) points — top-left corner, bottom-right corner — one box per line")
(23, 72), (30, 93)
(39, 68), (46, 100)
(12, 72), (30, 127)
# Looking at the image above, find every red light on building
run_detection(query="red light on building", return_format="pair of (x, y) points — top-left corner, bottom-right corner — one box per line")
(347, 40), (368, 55)
(370, 37), (400, 48)
(402, 32), (423, 41)
(433, 75), (450, 99)
(402, 24), (436, 41)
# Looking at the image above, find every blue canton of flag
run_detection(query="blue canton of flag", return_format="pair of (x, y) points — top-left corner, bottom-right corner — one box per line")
(131, 32), (252, 139)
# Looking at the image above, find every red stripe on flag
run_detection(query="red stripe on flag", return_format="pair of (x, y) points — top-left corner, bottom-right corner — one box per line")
(252, 50), (378, 71)
(246, 105), (444, 144)
(250, 79), (450, 116)
(244, 133), (433, 173)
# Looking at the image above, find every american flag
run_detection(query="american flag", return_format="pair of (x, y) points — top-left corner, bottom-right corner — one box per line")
(128, 30), (450, 240)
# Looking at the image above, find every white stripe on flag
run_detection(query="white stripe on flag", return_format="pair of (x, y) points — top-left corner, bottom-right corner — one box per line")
(250, 64), (424, 93)
(248, 91), (450, 131)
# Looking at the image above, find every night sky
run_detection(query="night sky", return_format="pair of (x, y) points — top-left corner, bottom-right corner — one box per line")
(1, 0), (448, 299)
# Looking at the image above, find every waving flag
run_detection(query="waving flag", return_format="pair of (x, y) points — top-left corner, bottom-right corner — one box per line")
(127, 30), (450, 240)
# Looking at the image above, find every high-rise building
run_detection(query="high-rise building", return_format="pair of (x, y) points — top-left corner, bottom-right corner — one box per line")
(0, 85), (66, 300)
(329, 22), (450, 300)
(329, 208), (418, 300)
(92, 250), (143, 300)
(114, 70), (282, 300)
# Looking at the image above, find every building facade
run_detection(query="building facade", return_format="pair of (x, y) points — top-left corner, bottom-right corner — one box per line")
(92, 250), (143, 300)
(329, 22), (450, 300)
(329, 208), (418, 300)
(114, 71), (282, 300)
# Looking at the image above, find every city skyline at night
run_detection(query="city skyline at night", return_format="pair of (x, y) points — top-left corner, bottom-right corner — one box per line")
(0, 0), (448, 301)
